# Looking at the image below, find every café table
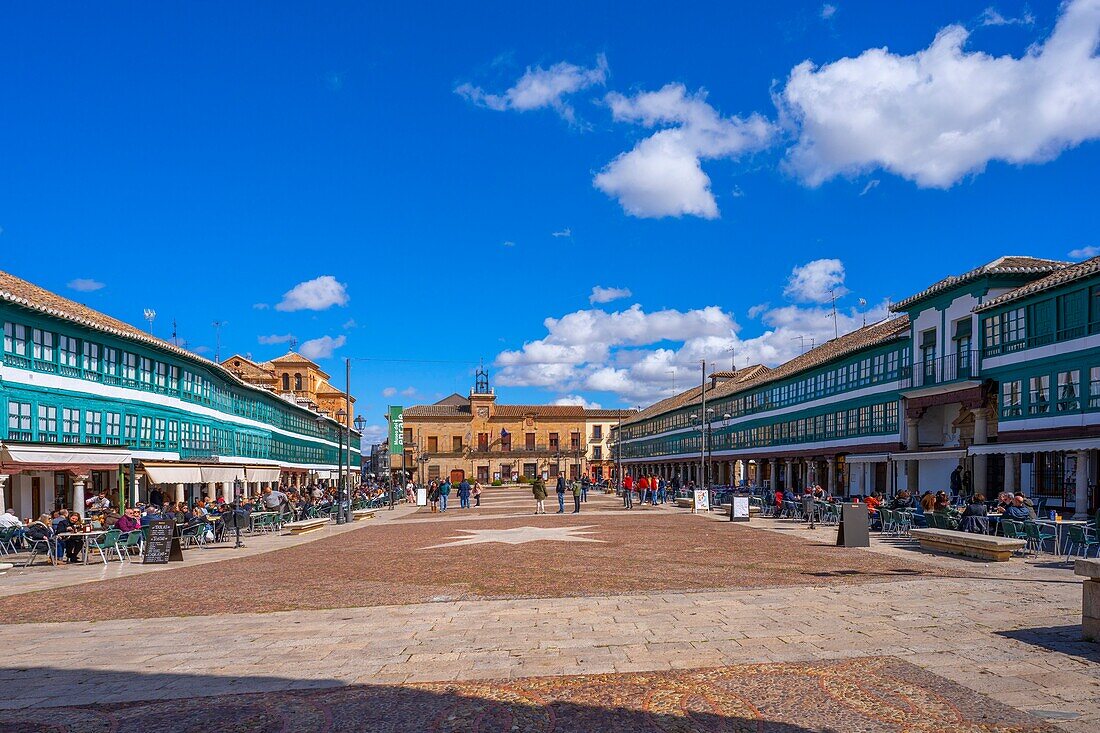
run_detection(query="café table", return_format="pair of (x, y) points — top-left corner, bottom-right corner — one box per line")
(53, 530), (107, 566)
(1035, 519), (1089, 559)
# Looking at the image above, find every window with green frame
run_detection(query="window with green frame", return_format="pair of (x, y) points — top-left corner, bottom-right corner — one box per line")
(1001, 380), (1022, 417)
(1026, 301), (1051, 347)
(1057, 289), (1088, 341)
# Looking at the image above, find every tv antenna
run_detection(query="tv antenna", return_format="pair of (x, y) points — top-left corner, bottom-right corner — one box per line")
(143, 309), (156, 334)
(792, 335), (810, 354)
(826, 290), (840, 340)
(212, 320), (225, 361)
(858, 298), (868, 326)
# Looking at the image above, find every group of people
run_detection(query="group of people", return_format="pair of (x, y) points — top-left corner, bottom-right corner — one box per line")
(530, 474), (589, 514)
(1, 479), (402, 564)
(424, 478), (482, 513)
(620, 474), (679, 508)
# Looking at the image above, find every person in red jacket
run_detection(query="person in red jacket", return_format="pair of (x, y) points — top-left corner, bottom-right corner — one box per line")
(622, 474), (634, 509)
(638, 476), (650, 504)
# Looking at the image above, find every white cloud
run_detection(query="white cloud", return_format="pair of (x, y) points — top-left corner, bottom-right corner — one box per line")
(382, 387), (397, 397)
(455, 55), (608, 123)
(821, 4), (837, 20)
(1069, 245), (1100, 259)
(502, 240), (516, 247)
(747, 303), (770, 319)
(275, 276), (350, 312)
(358, 423), (387, 444)
(980, 7), (1035, 26)
(784, 259), (848, 303)
(67, 278), (104, 292)
(253, 303), (269, 310)
(780, 0), (1100, 188)
(553, 395), (603, 409)
(859, 179), (880, 196)
(589, 286), (632, 304)
(552, 228), (572, 238)
(343, 318), (357, 329)
(594, 84), (773, 218)
(400, 386), (418, 397)
(493, 258), (886, 405)
(257, 333), (295, 345)
(299, 335), (346, 360)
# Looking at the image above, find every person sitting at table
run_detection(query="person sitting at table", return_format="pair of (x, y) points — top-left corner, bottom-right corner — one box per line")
(63, 513), (86, 563)
(115, 508), (141, 534)
(140, 505), (162, 527)
(919, 491), (936, 512)
(24, 515), (54, 554)
(960, 493), (989, 533)
(1004, 494), (1036, 520)
(889, 490), (915, 510)
(933, 491), (951, 514)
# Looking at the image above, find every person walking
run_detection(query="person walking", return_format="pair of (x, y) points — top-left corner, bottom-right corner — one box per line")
(623, 474), (633, 509)
(571, 479), (581, 514)
(472, 481), (482, 507)
(580, 475), (589, 502)
(532, 476), (547, 514)
(438, 478), (451, 512)
(458, 478), (471, 509)
(428, 480), (439, 513)
(555, 474), (567, 514)
(657, 476), (667, 504)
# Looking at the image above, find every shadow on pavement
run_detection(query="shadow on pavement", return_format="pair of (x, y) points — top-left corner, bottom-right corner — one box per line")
(0, 658), (1059, 733)
(997, 624), (1100, 664)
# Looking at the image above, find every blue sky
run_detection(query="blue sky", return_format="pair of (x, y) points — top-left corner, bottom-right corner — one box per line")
(2, 1), (1098, 443)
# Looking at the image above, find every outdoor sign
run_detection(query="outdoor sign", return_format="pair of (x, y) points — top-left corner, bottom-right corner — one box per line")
(416, 487), (427, 506)
(836, 503), (870, 547)
(142, 519), (184, 564)
(388, 406), (404, 456)
(693, 489), (710, 512)
(731, 496), (750, 522)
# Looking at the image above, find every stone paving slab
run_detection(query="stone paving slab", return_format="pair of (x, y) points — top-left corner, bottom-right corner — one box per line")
(0, 656), (1060, 732)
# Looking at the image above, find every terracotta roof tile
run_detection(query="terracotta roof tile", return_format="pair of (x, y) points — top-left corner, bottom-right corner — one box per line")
(891, 256), (1066, 312)
(975, 255), (1100, 312)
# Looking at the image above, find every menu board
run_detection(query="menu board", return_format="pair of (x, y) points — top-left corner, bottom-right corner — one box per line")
(693, 489), (710, 512)
(731, 496), (750, 522)
(142, 519), (183, 563)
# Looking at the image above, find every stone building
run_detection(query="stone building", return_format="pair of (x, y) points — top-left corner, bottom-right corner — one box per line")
(398, 368), (634, 484)
(222, 351), (355, 421)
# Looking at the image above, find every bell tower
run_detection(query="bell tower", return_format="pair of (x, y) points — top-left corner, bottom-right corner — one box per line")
(470, 361), (495, 418)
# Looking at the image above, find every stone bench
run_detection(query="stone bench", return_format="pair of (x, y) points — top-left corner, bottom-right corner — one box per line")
(284, 518), (328, 535)
(1074, 558), (1100, 642)
(674, 497), (694, 508)
(352, 509), (376, 521)
(910, 528), (1024, 562)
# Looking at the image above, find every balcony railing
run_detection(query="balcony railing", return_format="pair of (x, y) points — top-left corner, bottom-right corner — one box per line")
(899, 351), (977, 390)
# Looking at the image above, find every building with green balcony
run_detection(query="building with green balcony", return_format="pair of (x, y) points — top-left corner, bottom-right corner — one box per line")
(612, 254), (1100, 518)
(0, 270), (360, 518)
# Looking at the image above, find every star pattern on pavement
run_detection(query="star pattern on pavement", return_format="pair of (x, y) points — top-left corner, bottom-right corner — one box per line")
(422, 525), (605, 550)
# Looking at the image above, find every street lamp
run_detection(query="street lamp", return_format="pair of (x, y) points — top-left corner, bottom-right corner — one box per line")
(354, 415), (366, 489)
(334, 408), (348, 523)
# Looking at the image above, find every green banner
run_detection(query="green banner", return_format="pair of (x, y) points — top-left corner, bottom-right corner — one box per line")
(388, 405), (404, 455)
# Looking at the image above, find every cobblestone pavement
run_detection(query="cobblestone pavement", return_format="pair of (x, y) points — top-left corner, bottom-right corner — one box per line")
(0, 486), (1097, 731)
(0, 492), (942, 624)
(0, 657), (1060, 732)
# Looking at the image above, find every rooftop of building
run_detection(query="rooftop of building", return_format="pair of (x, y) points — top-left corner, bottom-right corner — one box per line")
(890, 256), (1067, 312)
(403, 394), (636, 420)
(975, 255), (1100, 312)
(0, 269), (353, 429)
(620, 316), (910, 428)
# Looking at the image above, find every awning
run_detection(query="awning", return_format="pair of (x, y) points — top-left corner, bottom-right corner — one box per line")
(896, 449), (967, 462)
(970, 437), (1100, 456)
(842, 452), (890, 465)
(0, 443), (131, 472)
(142, 463), (203, 484)
(199, 465), (246, 483)
(245, 466), (282, 482)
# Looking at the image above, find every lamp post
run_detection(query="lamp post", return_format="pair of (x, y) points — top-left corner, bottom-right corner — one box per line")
(354, 414), (366, 490)
(336, 407), (348, 524)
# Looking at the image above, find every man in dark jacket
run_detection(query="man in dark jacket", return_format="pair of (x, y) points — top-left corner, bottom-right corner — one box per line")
(556, 475), (567, 514)
(458, 479), (471, 509)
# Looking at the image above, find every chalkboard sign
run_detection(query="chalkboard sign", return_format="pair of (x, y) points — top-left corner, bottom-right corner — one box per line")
(142, 519), (184, 563)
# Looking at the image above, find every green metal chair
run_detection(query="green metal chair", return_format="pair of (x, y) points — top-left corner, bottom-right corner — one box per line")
(1064, 524), (1099, 559)
(90, 528), (124, 564)
(1023, 521), (1056, 554)
(119, 531), (144, 560)
(0, 527), (18, 555)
